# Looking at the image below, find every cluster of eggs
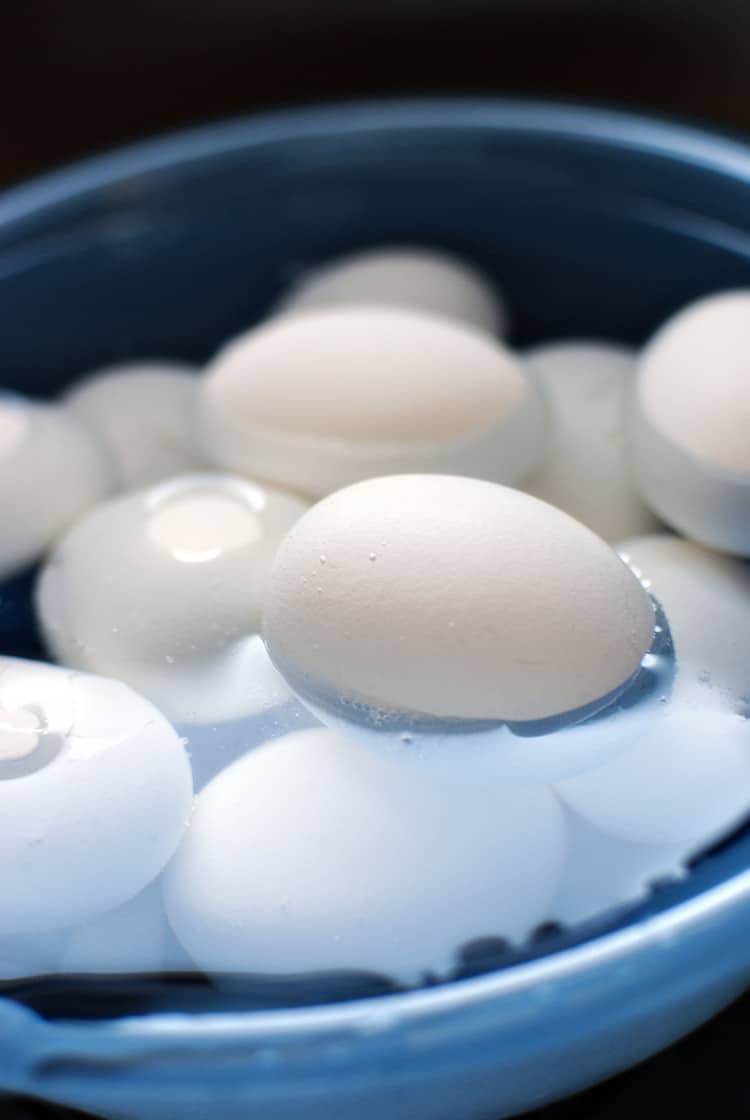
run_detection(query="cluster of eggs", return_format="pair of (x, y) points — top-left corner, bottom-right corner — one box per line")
(2, 247), (750, 986)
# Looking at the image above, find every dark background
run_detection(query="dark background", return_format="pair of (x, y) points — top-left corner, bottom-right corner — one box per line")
(4, 0), (750, 188)
(3, 0), (750, 1116)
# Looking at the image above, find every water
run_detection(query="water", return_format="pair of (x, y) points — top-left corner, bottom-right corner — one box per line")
(1, 570), (749, 1000)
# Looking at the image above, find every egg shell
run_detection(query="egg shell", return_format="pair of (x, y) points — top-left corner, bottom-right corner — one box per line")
(58, 881), (194, 975)
(0, 658), (193, 935)
(278, 246), (506, 336)
(0, 929), (66, 981)
(617, 534), (750, 709)
(521, 341), (659, 542)
(64, 361), (206, 489)
(632, 290), (750, 555)
(0, 394), (113, 580)
(35, 474), (308, 691)
(163, 727), (567, 983)
(550, 804), (685, 927)
(556, 695), (750, 850)
(200, 307), (546, 499)
(264, 475), (655, 724)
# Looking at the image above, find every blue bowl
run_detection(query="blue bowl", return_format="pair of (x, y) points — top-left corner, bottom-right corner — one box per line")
(3, 99), (750, 1120)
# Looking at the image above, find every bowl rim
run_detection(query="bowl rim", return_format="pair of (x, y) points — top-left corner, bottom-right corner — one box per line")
(3, 96), (750, 1047)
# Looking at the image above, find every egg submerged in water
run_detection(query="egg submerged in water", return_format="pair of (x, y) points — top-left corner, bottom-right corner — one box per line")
(521, 340), (659, 542)
(0, 657), (193, 936)
(163, 727), (567, 983)
(263, 474), (659, 781)
(616, 533), (750, 711)
(35, 473), (312, 785)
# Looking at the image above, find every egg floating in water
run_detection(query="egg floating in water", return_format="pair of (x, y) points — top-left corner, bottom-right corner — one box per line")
(58, 881), (194, 975)
(200, 308), (547, 499)
(64, 361), (206, 490)
(551, 803), (685, 928)
(263, 474), (663, 782)
(632, 290), (750, 556)
(521, 341), (659, 542)
(556, 697), (750, 853)
(0, 394), (112, 580)
(35, 473), (311, 783)
(163, 727), (567, 983)
(616, 534), (750, 711)
(0, 657), (192, 936)
(277, 246), (507, 336)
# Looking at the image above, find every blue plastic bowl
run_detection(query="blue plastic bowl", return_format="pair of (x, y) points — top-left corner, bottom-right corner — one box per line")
(3, 100), (750, 1120)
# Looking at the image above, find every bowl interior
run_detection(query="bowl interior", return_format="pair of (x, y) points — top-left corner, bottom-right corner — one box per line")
(2, 101), (750, 1017)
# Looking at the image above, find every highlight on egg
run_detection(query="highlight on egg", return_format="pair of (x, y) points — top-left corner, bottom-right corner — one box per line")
(35, 473), (308, 723)
(0, 657), (193, 936)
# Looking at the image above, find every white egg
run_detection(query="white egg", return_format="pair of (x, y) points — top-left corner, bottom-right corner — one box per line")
(36, 473), (308, 703)
(58, 881), (193, 975)
(264, 475), (655, 732)
(0, 393), (112, 579)
(64, 361), (205, 489)
(617, 534), (750, 710)
(550, 804), (685, 928)
(200, 308), (546, 498)
(521, 341), (659, 542)
(163, 727), (567, 982)
(0, 658), (193, 935)
(632, 290), (750, 555)
(278, 246), (506, 336)
(556, 695), (750, 852)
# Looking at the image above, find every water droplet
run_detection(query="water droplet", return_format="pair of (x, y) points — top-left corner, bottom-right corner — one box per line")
(319, 554), (327, 564)
(368, 552), (377, 562)
(165, 655), (175, 665)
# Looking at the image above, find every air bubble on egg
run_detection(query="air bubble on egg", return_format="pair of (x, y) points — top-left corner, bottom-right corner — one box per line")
(556, 695), (750, 852)
(64, 361), (206, 489)
(200, 308), (546, 499)
(0, 657), (193, 936)
(617, 534), (750, 713)
(263, 475), (657, 780)
(277, 246), (507, 336)
(0, 393), (113, 580)
(163, 727), (567, 983)
(521, 341), (660, 542)
(632, 290), (750, 556)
